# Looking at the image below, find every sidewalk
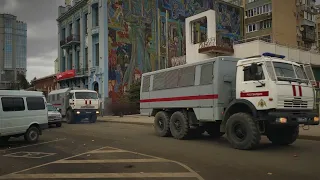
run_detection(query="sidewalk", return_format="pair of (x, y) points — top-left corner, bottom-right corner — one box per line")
(97, 115), (320, 141)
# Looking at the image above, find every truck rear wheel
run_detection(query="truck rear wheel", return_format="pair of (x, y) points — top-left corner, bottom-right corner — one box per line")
(266, 125), (299, 145)
(170, 111), (190, 140)
(154, 111), (171, 137)
(226, 113), (261, 150)
(66, 110), (74, 124)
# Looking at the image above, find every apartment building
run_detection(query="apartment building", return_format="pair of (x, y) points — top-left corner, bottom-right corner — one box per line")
(0, 14), (27, 89)
(243, 0), (319, 50)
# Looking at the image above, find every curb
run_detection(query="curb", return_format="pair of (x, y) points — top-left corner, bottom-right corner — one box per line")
(97, 120), (320, 141)
(97, 120), (153, 126)
(298, 135), (320, 141)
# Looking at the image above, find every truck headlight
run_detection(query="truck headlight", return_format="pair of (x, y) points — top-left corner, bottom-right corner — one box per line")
(76, 111), (80, 114)
(96, 111), (99, 114)
(276, 117), (287, 123)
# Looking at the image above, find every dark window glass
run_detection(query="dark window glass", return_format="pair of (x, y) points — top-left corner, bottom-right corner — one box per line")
(1, 97), (25, 111)
(244, 65), (264, 81)
(26, 97), (45, 110)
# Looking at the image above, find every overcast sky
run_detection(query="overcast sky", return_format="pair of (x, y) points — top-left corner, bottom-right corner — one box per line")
(0, 0), (64, 81)
(1, 0), (320, 81)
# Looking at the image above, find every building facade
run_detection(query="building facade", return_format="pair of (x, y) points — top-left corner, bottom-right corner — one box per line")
(243, 0), (319, 50)
(28, 74), (58, 97)
(57, 0), (243, 108)
(0, 14), (27, 89)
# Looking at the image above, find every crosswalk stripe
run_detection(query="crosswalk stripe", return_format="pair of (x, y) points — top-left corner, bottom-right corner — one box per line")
(0, 172), (198, 179)
(89, 149), (127, 153)
(54, 158), (170, 163)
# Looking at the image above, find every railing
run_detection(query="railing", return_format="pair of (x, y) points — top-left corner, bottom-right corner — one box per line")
(76, 68), (89, 76)
(66, 34), (80, 43)
(199, 37), (234, 50)
(60, 39), (66, 46)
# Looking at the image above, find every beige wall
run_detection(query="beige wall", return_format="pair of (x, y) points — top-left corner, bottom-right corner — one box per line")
(272, 0), (297, 47)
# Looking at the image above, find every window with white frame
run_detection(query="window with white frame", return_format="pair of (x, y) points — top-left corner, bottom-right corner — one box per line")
(304, 11), (315, 22)
(247, 23), (258, 33)
(246, 4), (272, 18)
(260, 19), (272, 29)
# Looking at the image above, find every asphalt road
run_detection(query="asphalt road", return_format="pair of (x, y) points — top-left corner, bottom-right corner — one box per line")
(0, 121), (319, 180)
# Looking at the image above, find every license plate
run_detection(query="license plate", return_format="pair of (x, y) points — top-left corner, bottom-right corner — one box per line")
(81, 106), (94, 108)
(297, 118), (308, 122)
(86, 112), (91, 114)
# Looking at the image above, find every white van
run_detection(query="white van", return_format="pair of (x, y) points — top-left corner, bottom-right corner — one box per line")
(0, 90), (48, 143)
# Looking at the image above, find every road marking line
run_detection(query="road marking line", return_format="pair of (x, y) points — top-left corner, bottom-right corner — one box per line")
(0, 146), (204, 180)
(0, 146), (107, 177)
(0, 172), (197, 179)
(100, 146), (205, 180)
(0, 138), (66, 153)
(89, 149), (127, 153)
(54, 158), (170, 163)
(3, 151), (56, 159)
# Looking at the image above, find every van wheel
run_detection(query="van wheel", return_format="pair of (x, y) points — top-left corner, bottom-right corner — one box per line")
(56, 122), (62, 127)
(170, 111), (190, 140)
(154, 111), (171, 137)
(24, 126), (40, 143)
(66, 110), (74, 124)
(226, 113), (261, 150)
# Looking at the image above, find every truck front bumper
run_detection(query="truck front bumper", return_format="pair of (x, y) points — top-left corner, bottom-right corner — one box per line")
(73, 109), (99, 119)
(268, 111), (319, 125)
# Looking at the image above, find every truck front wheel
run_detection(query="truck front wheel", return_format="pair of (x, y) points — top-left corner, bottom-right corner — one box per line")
(226, 113), (261, 150)
(266, 125), (299, 145)
(66, 110), (74, 124)
(154, 111), (171, 137)
(170, 111), (190, 140)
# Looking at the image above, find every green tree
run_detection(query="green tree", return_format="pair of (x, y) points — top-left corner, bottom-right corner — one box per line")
(127, 80), (141, 104)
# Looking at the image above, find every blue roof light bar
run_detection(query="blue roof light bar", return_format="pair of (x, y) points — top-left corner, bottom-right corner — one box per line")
(262, 52), (285, 59)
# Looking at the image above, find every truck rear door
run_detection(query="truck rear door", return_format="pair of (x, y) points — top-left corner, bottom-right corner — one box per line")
(198, 62), (215, 121)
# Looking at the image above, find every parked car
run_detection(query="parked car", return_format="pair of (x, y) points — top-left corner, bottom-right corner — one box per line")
(47, 103), (62, 127)
(0, 90), (48, 143)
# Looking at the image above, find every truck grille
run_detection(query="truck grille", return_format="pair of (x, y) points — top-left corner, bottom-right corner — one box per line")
(283, 98), (308, 108)
(278, 96), (312, 109)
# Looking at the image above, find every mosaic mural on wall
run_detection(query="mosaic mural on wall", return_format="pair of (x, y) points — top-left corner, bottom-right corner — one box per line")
(107, 0), (243, 102)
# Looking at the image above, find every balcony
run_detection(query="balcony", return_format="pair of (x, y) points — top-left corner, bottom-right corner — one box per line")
(301, 26), (316, 42)
(61, 34), (80, 48)
(76, 68), (89, 76)
(301, 19), (316, 27)
(198, 37), (234, 55)
(60, 39), (66, 46)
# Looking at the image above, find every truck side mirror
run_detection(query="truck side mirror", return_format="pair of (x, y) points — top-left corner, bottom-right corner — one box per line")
(250, 63), (258, 75)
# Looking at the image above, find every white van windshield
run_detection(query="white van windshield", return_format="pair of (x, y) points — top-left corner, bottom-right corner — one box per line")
(75, 92), (98, 99)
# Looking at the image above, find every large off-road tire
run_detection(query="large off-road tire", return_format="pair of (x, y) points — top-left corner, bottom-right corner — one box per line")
(205, 123), (225, 138)
(89, 114), (97, 123)
(226, 113), (261, 150)
(266, 125), (299, 145)
(66, 109), (75, 124)
(169, 111), (190, 140)
(24, 126), (40, 143)
(154, 111), (171, 137)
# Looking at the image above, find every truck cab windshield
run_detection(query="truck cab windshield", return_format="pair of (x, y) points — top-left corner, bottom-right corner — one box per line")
(273, 62), (308, 83)
(75, 92), (98, 99)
